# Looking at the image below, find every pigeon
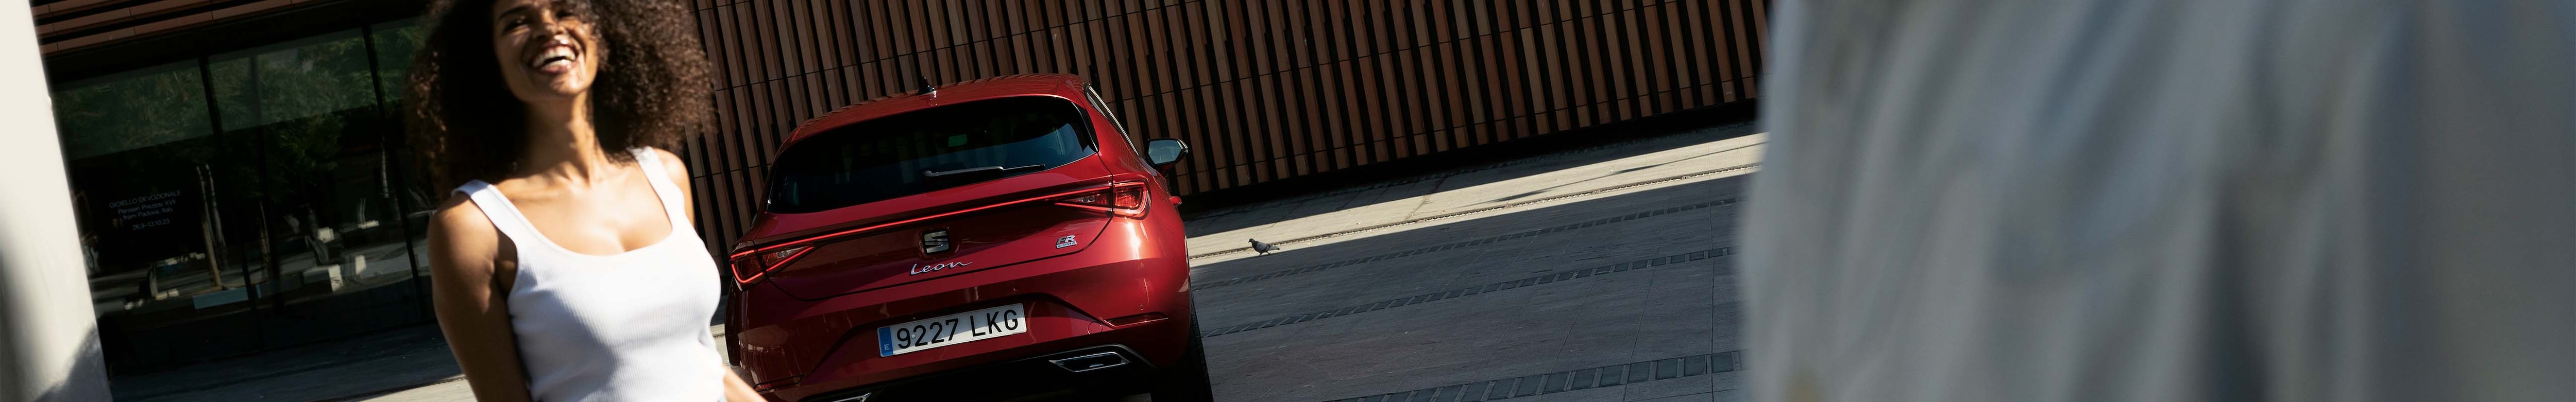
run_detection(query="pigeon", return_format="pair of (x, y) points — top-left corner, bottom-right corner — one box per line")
(1249, 238), (1284, 255)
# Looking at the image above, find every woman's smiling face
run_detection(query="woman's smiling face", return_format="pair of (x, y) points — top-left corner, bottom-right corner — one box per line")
(490, 0), (601, 106)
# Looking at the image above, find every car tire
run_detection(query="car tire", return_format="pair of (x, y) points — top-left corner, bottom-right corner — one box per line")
(1149, 318), (1216, 401)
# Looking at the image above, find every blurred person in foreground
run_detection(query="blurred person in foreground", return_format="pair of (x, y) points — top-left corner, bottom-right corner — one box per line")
(1745, 1), (2574, 401)
(406, 0), (757, 400)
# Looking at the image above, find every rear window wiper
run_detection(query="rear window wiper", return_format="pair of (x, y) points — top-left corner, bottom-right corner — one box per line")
(923, 164), (1047, 178)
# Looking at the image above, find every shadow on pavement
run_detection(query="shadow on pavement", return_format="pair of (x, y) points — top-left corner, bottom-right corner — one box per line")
(1181, 173), (1751, 401)
(109, 323), (461, 401)
(1183, 174), (1748, 320)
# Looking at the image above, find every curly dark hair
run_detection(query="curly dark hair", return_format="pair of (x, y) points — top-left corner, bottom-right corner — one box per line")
(405, 0), (711, 190)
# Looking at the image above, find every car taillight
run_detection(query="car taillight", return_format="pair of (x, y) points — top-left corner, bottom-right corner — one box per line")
(1054, 181), (1149, 217)
(730, 244), (811, 284)
(731, 181), (1147, 284)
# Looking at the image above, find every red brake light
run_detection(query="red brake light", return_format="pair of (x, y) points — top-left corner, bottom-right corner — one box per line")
(1054, 181), (1149, 217)
(1112, 184), (1145, 209)
(731, 181), (1147, 284)
(730, 244), (811, 284)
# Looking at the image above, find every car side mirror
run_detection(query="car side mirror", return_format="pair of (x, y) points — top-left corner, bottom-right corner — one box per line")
(1145, 139), (1188, 166)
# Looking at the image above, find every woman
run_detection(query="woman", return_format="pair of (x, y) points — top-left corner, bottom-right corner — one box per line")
(405, 0), (758, 400)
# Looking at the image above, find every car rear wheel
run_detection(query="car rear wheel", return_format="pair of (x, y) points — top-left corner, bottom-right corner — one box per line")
(1149, 318), (1216, 401)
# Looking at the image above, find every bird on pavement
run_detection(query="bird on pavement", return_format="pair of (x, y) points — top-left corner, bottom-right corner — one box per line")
(1249, 239), (1283, 255)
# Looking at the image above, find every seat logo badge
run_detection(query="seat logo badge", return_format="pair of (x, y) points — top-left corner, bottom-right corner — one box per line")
(909, 260), (971, 275)
(1056, 235), (1078, 249)
(922, 229), (951, 254)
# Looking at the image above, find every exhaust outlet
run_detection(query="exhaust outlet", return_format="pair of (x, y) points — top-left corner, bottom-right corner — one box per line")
(1048, 352), (1130, 373)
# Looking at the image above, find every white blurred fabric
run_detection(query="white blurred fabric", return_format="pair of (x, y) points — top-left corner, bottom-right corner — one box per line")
(1745, 1), (2576, 401)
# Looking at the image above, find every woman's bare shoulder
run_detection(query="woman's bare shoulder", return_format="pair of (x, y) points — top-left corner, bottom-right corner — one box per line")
(428, 191), (501, 276)
(647, 147), (690, 183)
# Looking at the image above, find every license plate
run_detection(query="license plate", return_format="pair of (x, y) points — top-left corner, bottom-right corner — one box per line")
(878, 304), (1026, 356)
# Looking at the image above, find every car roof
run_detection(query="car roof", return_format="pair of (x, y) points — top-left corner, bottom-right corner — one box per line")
(783, 74), (1090, 146)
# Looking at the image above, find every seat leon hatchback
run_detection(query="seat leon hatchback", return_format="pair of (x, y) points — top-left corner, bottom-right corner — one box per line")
(724, 74), (1209, 402)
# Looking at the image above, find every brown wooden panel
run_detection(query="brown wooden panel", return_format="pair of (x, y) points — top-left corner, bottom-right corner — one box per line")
(1616, 8), (1641, 120)
(826, 0), (851, 68)
(710, 87), (736, 171)
(1075, 17), (1100, 78)
(1285, 37), (1317, 173)
(1315, 61), (1342, 169)
(854, 62), (877, 102)
(1730, 0), (1759, 98)
(1391, 1), (1421, 155)
(708, 171), (735, 242)
(672, 0), (1765, 244)
(1515, 25), (1535, 133)
(1359, 54), (1387, 163)
(728, 88), (752, 167)
(697, 9), (727, 88)
(806, 73), (827, 121)
(716, 5), (743, 87)
(1142, 6), (1168, 96)
(866, 1), (891, 61)
(1273, 0), (1298, 71)
(1362, 0), (1386, 58)
(894, 0), (918, 56)
(782, 0), (806, 75)
(690, 175), (718, 247)
(1432, 40), (1459, 150)
(1690, 0), (1718, 102)
(1115, 8), (1143, 95)
(1643, 3), (1673, 114)
(784, 74), (807, 125)
(752, 0), (781, 81)
(1578, 14), (1604, 127)
(822, 67), (845, 110)
(745, 81), (771, 166)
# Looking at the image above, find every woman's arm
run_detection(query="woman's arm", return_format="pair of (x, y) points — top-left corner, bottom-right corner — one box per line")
(720, 366), (761, 401)
(427, 193), (535, 401)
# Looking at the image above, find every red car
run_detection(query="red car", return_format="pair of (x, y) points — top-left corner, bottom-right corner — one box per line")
(724, 74), (1209, 402)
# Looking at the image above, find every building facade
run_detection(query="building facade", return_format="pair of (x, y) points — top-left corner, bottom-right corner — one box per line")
(34, 0), (1764, 374)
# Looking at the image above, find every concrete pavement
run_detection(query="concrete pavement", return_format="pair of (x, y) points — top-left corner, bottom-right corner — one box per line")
(1182, 127), (1757, 401)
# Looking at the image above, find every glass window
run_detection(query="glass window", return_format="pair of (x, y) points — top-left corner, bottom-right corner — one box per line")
(206, 28), (428, 346)
(369, 19), (427, 108)
(1084, 84), (1147, 161)
(58, 23), (444, 374)
(54, 59), (273, 369)
(52, 62), (213, 160)
(211, 31), (379, 132)
(366, 20), (442, 282)
(765, 96), (1100, 213)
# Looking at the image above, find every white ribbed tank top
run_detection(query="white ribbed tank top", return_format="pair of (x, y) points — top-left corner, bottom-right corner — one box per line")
(454, 148), (724, 401)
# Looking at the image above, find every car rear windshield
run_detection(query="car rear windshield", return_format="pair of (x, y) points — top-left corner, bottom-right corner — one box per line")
(765, 96), (1097, 214)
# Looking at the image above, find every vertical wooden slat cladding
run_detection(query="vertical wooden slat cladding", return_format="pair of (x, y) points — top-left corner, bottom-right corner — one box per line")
(679, 0), (1763, 251)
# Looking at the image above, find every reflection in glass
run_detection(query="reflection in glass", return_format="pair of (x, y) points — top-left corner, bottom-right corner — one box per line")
(370, 19), (427, 109)
(208, 28), (427, 346)
(370, 20), (444, 282)
(54, 62), (215, 160)
(54, 60), (272, 369)
(55, 25), (444, 371)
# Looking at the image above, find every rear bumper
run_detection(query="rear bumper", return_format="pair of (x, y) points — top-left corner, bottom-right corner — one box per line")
(731, 219), (1193, 401)
(796, 345), (1162, 402)
(760, 311), (1190, 401)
